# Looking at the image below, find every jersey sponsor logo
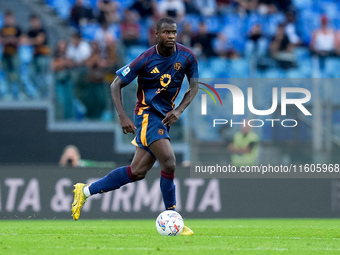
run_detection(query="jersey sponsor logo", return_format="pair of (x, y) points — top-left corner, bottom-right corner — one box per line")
(174, 62), (182, 71)
(122, 66), (130, 76)
(156, 74), (172, 94)
(151, 67), (160, 73)
(158, 129), (165, 135)
(160, 74), (171, 87)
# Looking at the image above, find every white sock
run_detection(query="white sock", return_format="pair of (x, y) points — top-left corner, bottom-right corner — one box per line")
(83, 185), (91, 197)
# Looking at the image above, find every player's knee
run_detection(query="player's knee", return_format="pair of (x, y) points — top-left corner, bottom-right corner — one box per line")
(133, 172), (147, 181)
(130, 167), (149, 181)
(162, 157), (176, 174)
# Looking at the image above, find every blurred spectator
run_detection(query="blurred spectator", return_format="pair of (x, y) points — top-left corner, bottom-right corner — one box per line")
(178, 22), (194, 47)
(94, 23), (118, 122)
(235, 0), (258, 14)
(310, 15), (335, 70)
(59, 145), (81, 167)
(216, 0), (233, 15)
(158, 0), (185, 23)
(28, 14), (51, 98)
(335, 32), (340, 57)
(194, 0), (217, 16)
(0, 10), (21, 99)
(52, 39), (73, 119)
(228, 121), (259, 167)
(147, 22), (157, 46)
(97, 0), (120, 25)
(83, 42), (106, 119)
(275, 0), (292, 12)
(311, 15), (335, 55)
(284, 10), (301, 46)
(120, 10), (141, 47)
(18, 34), (39, 99)
(129, 0), (157, 20)
(66, 33), (91, 108)
(214, 33), (239, 59)
(270, 23), (296, 69)
(94, 23), (118, 65)
(59, 144), (115, 167)
(70, 0), (94, 28)
(245, 23), (268, 58)
(192, 22), (217, 58)
(258, 0), (278, 15)
(182, 0), (200, 15)
(66, 33), (91, 67)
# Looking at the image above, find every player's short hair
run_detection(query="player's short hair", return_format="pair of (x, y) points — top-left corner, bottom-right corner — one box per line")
(156, 17), (176, 31)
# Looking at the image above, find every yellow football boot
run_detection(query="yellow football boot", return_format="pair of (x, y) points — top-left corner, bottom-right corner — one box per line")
(71, 183), (87, 220)
(181, 225), (194, 236)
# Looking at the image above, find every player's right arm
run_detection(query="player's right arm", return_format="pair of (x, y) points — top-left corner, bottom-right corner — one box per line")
(113, 49), (150, 133)
(110, 76), (136, 134)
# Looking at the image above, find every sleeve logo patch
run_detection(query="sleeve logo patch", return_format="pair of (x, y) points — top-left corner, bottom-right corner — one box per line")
(122, 66), (130, 76)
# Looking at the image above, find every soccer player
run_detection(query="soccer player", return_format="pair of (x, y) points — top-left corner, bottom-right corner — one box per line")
(71, 17), (198, 235)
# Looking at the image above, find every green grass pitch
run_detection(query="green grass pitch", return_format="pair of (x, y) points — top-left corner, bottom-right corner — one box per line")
(1, 219), (340, 254)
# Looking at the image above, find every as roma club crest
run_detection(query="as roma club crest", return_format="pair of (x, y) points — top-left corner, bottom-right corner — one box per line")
(174, 62), (182, 71)
(158, 129), (165, 135)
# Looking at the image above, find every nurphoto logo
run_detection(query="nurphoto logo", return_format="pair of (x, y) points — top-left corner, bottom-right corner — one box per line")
(200, 83), (312, 128)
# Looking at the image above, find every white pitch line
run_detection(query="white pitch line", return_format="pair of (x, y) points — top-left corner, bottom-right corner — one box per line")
(24, 246), (340, 251)
(1, 232), (340, 241)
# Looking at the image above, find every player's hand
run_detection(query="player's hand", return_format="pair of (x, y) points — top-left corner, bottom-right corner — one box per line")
(119, 115), (136, 134)
(162, 110), (181, 126)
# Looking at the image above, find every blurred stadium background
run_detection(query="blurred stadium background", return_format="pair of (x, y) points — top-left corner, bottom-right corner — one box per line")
(1, 0), (340, 219)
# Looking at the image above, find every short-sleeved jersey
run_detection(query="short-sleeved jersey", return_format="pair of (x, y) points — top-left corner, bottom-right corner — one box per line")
(116, 43), (198, 117)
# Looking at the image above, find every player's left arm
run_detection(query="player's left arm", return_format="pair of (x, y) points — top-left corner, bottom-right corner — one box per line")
(162, 55), (199, 126)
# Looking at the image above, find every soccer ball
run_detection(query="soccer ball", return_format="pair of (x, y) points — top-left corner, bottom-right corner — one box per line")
(155, 210), (184, 236)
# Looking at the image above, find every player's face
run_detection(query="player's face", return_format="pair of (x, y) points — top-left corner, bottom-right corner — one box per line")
(156, 23), (177, 48)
